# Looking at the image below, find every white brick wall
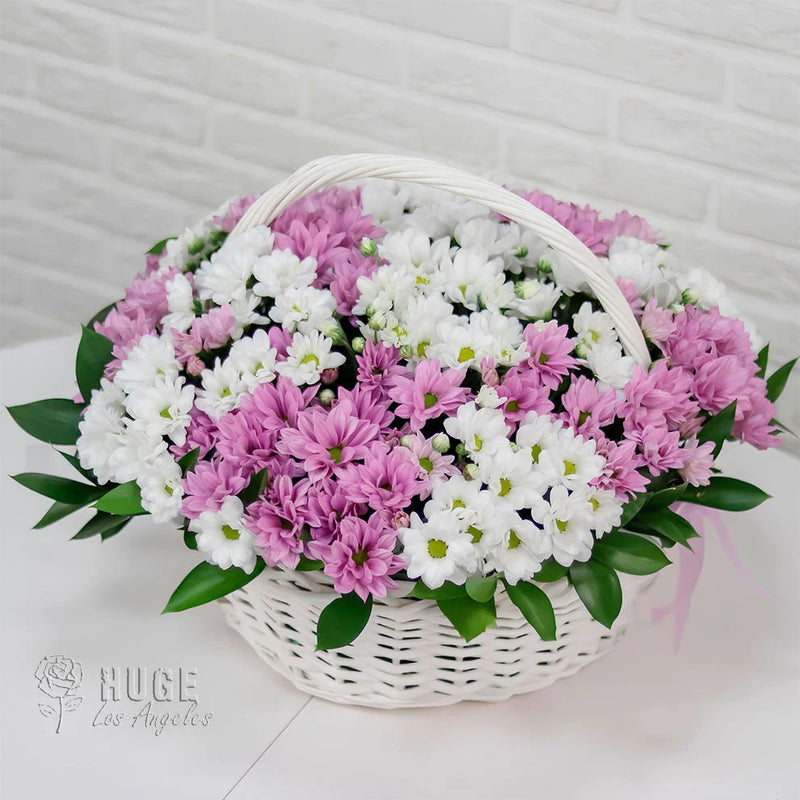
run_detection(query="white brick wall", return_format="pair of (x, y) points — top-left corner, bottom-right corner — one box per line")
(1, 0), (798, 451)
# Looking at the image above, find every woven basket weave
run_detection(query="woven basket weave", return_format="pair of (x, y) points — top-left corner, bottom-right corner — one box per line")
(220, 569), (655, 708)
(218, 154), (657, 708)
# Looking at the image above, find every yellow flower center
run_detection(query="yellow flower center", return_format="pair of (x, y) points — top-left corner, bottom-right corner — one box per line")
(221, 524), (240, 540)
(427, 539), (448, 559)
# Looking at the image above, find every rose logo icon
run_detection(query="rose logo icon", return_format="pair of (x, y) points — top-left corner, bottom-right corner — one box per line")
(35, 656), (83, 733)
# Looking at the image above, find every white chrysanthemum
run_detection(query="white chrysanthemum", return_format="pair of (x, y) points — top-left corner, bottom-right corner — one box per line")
(268, 285), (337, 334)
(354, 264), (417, 319)
(606, 237), (676, 305)
(572, 301), (619, 357)
(502, 224), (549, 271)
(483, 503), (546, 585)
(114, 333), (180, 396)
(478, 441), (546, 509)
(275, 330), (346, 386)
(155, 227), (194, 274)
(390, 292), (454, 359)
(424, 474), (488, 522)
(125, 375), (194, 446)
(538, 430), (605, 491)
(427, 316), (493, 369)
(252, 248), (317, 298)
(194, 227), (273, 303)
(507, 278), (561, 320)
(191, 496), (259, 573)
(399, 510), (477, 589)
(585, 342), (636, 391)
(107, 422), (169, 484)
(532, 486), (595, 567)
(76, 379), (127, 485)
(443, 402), (510, 459)
(194, 358), (248, 419)
(586, 487), (624, 538)
(470, 309), (527, 366)
(162, 272), (196, 333)
(515, 412), (565, 468)
(227, 330), (277, 392)
(544, 248), (590, 296)
(454, 217), (519, 257)
(360, 180), (410, 228)
(675, 266), (729, 310)
(138, 453), (183, 524)
(379, 228), (449, 272)
(475, 385), (503, 409)
(436, 247), (505, 311)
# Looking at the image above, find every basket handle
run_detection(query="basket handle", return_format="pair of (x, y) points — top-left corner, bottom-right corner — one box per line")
(232, 154), (651, 366)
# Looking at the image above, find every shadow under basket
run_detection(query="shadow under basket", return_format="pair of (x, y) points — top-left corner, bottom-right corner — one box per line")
(218, 568), (656, 708)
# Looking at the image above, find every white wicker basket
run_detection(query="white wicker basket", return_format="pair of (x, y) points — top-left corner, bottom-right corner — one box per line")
(219, 155), (657, 708)
(220, 569), (655, 708)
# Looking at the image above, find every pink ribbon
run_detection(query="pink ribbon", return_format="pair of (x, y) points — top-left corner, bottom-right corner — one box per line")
(650, 501), (779, 651)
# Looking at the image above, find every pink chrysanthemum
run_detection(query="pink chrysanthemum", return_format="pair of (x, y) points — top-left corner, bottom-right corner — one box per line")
(388, 359), (470, 431)
(561, 376), (623, 437)
(245, 475), (309, 569)
(640, 298), (675, 347)
(339, 443), (425, 512)
(622, 361), (699, 433)
(278, 401), (379, 480)
(496, 368), (554, 423)
(401, 433), (459, 494)
(521, 322), (578, 390)
(679, 438), (715, 486)
(356, 339), (405, 391)
(626, 424), (686, 476)
(318, 515), (403, 601)
(591, 437), (650, 499)
(305, 481), (368, 546)
(181, 459), (248, 519)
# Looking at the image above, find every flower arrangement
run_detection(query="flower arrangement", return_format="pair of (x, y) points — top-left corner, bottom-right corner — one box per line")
(10, 175), (795, 652)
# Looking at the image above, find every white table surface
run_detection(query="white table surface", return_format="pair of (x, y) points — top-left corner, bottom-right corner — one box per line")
(1, 335), (798, 800)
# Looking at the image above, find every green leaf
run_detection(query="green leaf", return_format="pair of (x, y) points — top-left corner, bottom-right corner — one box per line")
(772, 418), (797, 437)
(183, 527), (198, 551)
(178, 447), (201, 474)
(437, 595), (497, 642)
(465, 574), (498, 603)
(630, 507), (698, 548)
(316, 592), (373, 651)
(766, 357), (798, 402)
(568, 561), (623, 629)
(620, 493), (648, 526)
(100, 517), (131, 541)
(407, 581), (467, 600)
(75, 326), (114, 404)
(532, 558), (569, 582)
(592, 531), (671, 575)
(682, 476), (771, 512)
(32, 500), (85, 530)
(58, 450), (98, 484)
(86, 301), (119, 329)
(755, 344), (769, 379)
(503, 580), (556, 640)
(72, 511), (132, 540)
(11, 473), (104, 505)
(238, 467), (269, 506)
(646, 483), (688, 511)
(146, 236), (176, 255)
(295, 554), (324, 571)
(698, 400), (737, 457)
(7, 398), (83, 445)
(163, 559), (266, 613)
(94, 481), (147, 516)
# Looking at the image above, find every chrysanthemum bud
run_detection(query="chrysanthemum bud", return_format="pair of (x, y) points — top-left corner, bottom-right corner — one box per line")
(351, 336), (366, 354)
(462, 462), (480, 481)
(320, 368), (338, 384)
(537, 257), (552, 274)
(513, 245), (529, 259)
(360, 237), (378, 257)
(515, 279), (540, 300)
(188, 237), (205, 255)
(368, 311), (387, 331)
(431, 433), (450, 453)
(320, 320), (347, 346)
(318, 388), (335, 406)
(455, 443), (467, 459)
(399, 435), (414, 448)
(399, 344), (414, 359)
